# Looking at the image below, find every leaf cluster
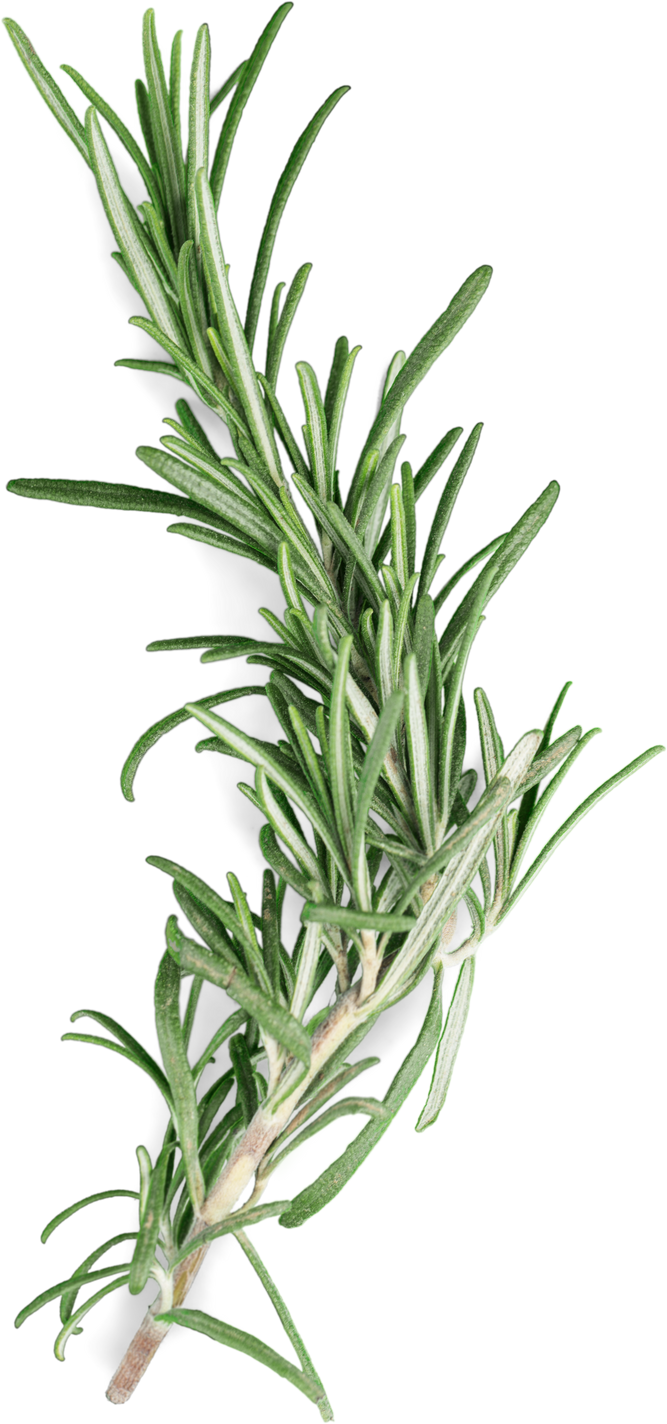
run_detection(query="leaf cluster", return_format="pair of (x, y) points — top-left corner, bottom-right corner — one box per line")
(6, 6), (662, 1414)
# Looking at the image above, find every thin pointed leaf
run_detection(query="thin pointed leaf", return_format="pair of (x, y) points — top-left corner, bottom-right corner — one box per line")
(418, 423), (483, 600)
(440, 560), (496, 823)
(474, 687), (504, 785)
(404, 654), (435, 854)
(376, 350), (406, 461)
(270, 1096), (391, 1169)
(85, 108), (181, 343)
(501, 744), (664, 921)
(142, 9), (187, 249)
(154, 952), (204, 1212)
(121, 685), (265, 802)
(296, 361), (331, 501)
(287, 707), (334, 819)
(275, 1058), (381, 1146)
(258, 373), (311, 482)
(280, 965), (443, 1228)
(4, 20), (90, 165)
(135, 446), (277, 548)
(374, 600), (394, 708)
(196, 170), (283, 482)
(433, 534), (506, 614)
(265, 263), (312, 389)
(129, 1139), (174, 1294)
(327, 342), (362, 482)
(329, 635), (355, 860)
(222, 449), (332, 600)
(58, 1030), (176, 1093)
(129, 318), (247, 432)
(147, 856), (251, 964)
(41, 1190), (139, 1245)
(229, 1034), (259, 1127)
(174, 397), (218, 456)
(167, 918), (312, 1069)
(169, 28), (183, 144)
(515, 725), (583, 796)
(390, 483), (409, 588)
(416, 956), (475, 1130)
(16, 1265), (133, 1328)
(210, 61), (246, 116)
(172, 882), (242, 974)
(61, 63), (161, 204)
(5, 477), (228, 530)
(234, 1231), (333, 1420)
(58, 1224), (147, 1332)
(262, 871), (282, 998)
(14, 1275), (130, 1338)
(278, 545), (304, 616)
(302, 903), (416, 934)
(177, 240), (213, 376)
(391, 572), (419, 687)
(263, 277), (286, 395)
(377, 732), (541, 1002)
(172, 513), (275, 564)
(343, 447), (379, 532)
(63, 1010), (172, 1105)
(154, 1306), (324, 1406)
(187, 25), (210, 246)
(359, 435), (406, 556)
(245, 85), (349, 351)
(192, 1013), (249, 1087)
(168, 1201), (291, 1269)
(440, 481), (560, 663)
(158, 439), (260, 503)
(352, 268), (491, 497)
(300, 488), (385, 610)
(413, 595), (436, 698)
(209, 3), (292, 206)
(181, 709), (348, 878)
(228, 871), (271, 988)
(398, 461), (417, 576)
(352, 690), (405, 908)
(290, 920), (322, 1022)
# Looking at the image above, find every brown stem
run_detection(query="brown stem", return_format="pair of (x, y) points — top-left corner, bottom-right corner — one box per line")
(106, 987), (362, 1403)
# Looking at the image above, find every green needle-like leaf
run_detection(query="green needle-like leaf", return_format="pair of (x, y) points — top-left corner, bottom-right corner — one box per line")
(351, 689), (405, 908)
(129, 1139), (174, 1294)
(167, 919), (312, 1069)
(245, 85), (349, 352)
(54, 1275), (130, 1362)
(147, 856), (251, 965)
(184, 704), (349, 881)
(210, 3), (293, 206)
(121, 685), (265, 801)
(352, 267), (491, 501)
(499, 744), (665, 922)
(265, 263), (312, 390)
(64, 1010), (173, 1107)
(416, 956), (475, 1130)
(154, 952), (205, 1213)
(16, 1265), (133, 1329)
(154, 1306), (326, 1408)
(328, 635), (355, 862)
(142, 9), (187, 250)
(40, 1190), (139, 1245)
(61, 63), (160, 205)
(433, 529), (504, 618)
(418, 423), (483, 600)
(280, 965), (443, 1228)
(187, 25), (210, 247)
(4, 19), (90, 165)
(196, 169), (283, 484)
(297, 361), (331, 502)
(404, 654), (435, 854)
(229, 1033), (259, 1126)
(85, 108), (182, 344)
(302, 903), (417, 934)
